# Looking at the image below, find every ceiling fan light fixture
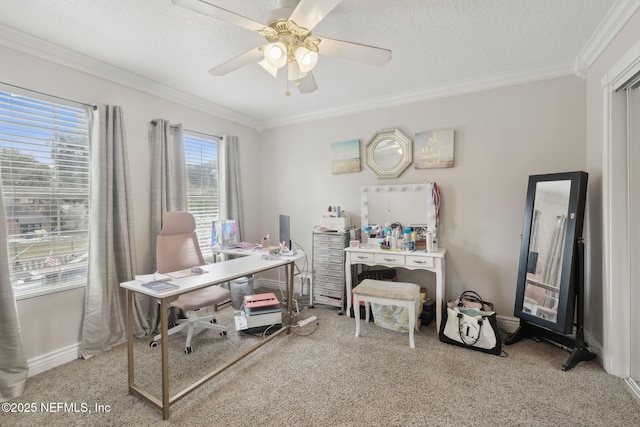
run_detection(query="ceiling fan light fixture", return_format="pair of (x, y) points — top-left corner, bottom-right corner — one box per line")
(258, 59), (279, 78)
(287, 61), (307, 81)
(264, 42), (287, 68)
(294, 46), (318, 73)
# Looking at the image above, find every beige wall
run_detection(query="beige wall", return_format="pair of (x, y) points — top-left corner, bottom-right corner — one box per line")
(256, 76), (587, 316)
(2, 44), (589, 365)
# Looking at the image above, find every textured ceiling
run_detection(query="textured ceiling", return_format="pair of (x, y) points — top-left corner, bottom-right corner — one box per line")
(0, 0), (626, 130)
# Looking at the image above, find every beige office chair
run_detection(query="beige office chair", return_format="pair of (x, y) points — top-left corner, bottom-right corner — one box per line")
(151, 211), (230, 354)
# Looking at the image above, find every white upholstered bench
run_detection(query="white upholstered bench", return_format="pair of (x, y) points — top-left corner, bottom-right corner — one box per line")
(352, 279), (421, 348)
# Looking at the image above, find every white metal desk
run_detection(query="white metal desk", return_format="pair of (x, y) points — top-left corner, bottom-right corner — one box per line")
(120, 254), (295, 420)
(345, 246), (446, 329)
(213, 247), (306, 298)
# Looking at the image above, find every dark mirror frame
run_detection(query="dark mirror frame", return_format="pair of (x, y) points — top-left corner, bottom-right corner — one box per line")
(513, 171), (588, 334)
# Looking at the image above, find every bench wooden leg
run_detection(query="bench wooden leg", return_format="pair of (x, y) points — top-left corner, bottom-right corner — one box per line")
(408, 302), (416, 348)
(354, 294), (361, 338)
(353, 294), (419, 348)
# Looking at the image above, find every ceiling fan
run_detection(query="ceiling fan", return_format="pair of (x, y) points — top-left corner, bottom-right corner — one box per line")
(172, 0), (392, 95)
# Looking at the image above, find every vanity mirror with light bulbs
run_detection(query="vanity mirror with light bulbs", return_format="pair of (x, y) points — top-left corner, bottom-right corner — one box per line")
(365, 129), (413, 178)
(360, 183), (438, 235)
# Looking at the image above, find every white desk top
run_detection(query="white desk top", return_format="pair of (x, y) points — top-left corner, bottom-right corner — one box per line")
(120, 254), (294, 298)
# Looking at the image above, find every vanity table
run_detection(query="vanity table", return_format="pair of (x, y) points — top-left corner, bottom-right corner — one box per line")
(349, 183), (445, 329)
(345, 246), (446, 330)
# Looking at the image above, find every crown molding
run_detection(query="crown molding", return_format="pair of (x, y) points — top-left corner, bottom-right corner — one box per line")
(0, 23), (257, 130)
(2, 0), (635, 134)
(574, 0), (640, 77)
(259, 62), (575, 130)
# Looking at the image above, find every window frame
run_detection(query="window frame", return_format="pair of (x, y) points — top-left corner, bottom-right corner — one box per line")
(183, 130), (220, 262)
(0, 89), (91, 300)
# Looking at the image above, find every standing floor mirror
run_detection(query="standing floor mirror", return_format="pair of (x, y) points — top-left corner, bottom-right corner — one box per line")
(505, 171), (595, 370)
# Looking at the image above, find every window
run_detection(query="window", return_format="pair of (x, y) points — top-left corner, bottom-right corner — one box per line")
(184, 131), (220, 261)
(0, 90), (90, 298)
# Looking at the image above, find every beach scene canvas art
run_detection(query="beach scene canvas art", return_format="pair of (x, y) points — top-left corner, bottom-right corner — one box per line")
(331, 139), (361, 174)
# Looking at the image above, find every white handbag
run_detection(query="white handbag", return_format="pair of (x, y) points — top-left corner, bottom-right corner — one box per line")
(439, 291), (502, 355)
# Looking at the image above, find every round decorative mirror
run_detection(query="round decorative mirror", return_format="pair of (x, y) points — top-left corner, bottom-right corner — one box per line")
(365, 129), (413, 178)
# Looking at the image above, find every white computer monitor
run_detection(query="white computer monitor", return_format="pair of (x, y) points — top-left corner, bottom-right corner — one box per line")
(279, 214), (291, 251)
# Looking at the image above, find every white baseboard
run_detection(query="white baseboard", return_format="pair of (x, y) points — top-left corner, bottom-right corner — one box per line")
(625, 378), (640, 401)
(584, 329), (603, 359)
(497, 314), (520, 334)
(27, 343), (81, 377)
(254, 277), (309, 296)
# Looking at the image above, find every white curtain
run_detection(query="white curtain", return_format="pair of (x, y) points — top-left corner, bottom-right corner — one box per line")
(219, 135), (245, 241)
(81, 105), (138, 358)
(149, 120), (187, 266)
(0, 180), (29, 401)
(147, 120), (187, 329)
(543, 215), (567, 289)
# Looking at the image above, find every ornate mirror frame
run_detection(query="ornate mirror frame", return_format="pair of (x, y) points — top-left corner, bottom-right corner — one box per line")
(513, 171), (588, 334)
(365, 129), (413, 179)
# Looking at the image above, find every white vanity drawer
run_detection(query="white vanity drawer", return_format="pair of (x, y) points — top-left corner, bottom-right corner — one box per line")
(405, 255), (434, 268)
(374, 253), (405, 266)
(349, 252), (375, 262)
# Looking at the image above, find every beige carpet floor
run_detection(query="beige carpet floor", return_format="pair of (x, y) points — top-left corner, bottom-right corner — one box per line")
(3, 294), (640, 426)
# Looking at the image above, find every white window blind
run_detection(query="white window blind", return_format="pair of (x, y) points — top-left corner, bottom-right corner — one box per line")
(184, 131), (219, 261)
(0, 90), (90, 297)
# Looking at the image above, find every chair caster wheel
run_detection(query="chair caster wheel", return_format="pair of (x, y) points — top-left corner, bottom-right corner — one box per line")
(210, 319), (217, 324)
(150, 341), (159, 348)
(184, 346), (193, 354)
(220, 331), (227, 336)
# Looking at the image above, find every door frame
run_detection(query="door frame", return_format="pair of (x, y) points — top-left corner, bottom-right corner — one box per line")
(601, 38), (640, 386)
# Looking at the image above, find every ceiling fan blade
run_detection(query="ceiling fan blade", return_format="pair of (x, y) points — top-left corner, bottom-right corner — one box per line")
(319, 37), (391, 66)
(208, 48), (264, 76)
(288, 0), (342, 31)
(297, 72), (318, 94)
(172, 0), (264, 32)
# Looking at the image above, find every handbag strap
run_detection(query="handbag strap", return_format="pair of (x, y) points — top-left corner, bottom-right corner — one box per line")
(456, 312), (483, 346)
(457, 290), (493, 312)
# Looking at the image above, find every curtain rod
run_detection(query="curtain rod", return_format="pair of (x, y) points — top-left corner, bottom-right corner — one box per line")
(150, 120), (222, 139)
(0, 81), (98, 111)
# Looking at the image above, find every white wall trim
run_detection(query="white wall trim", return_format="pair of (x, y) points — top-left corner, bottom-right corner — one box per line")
(3, 5), (635, 133)
(254, 277), (309, 297)
(0, 24), (257, 130)
(497, 315), (520, 335)
(261, 63), (575, 130)
(600, 37), (640, 377)
(0, 20), (574, 133)
(624, 378), (640, 401)
(575, 0), (640, 76)
(27, 343), (81, 378)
